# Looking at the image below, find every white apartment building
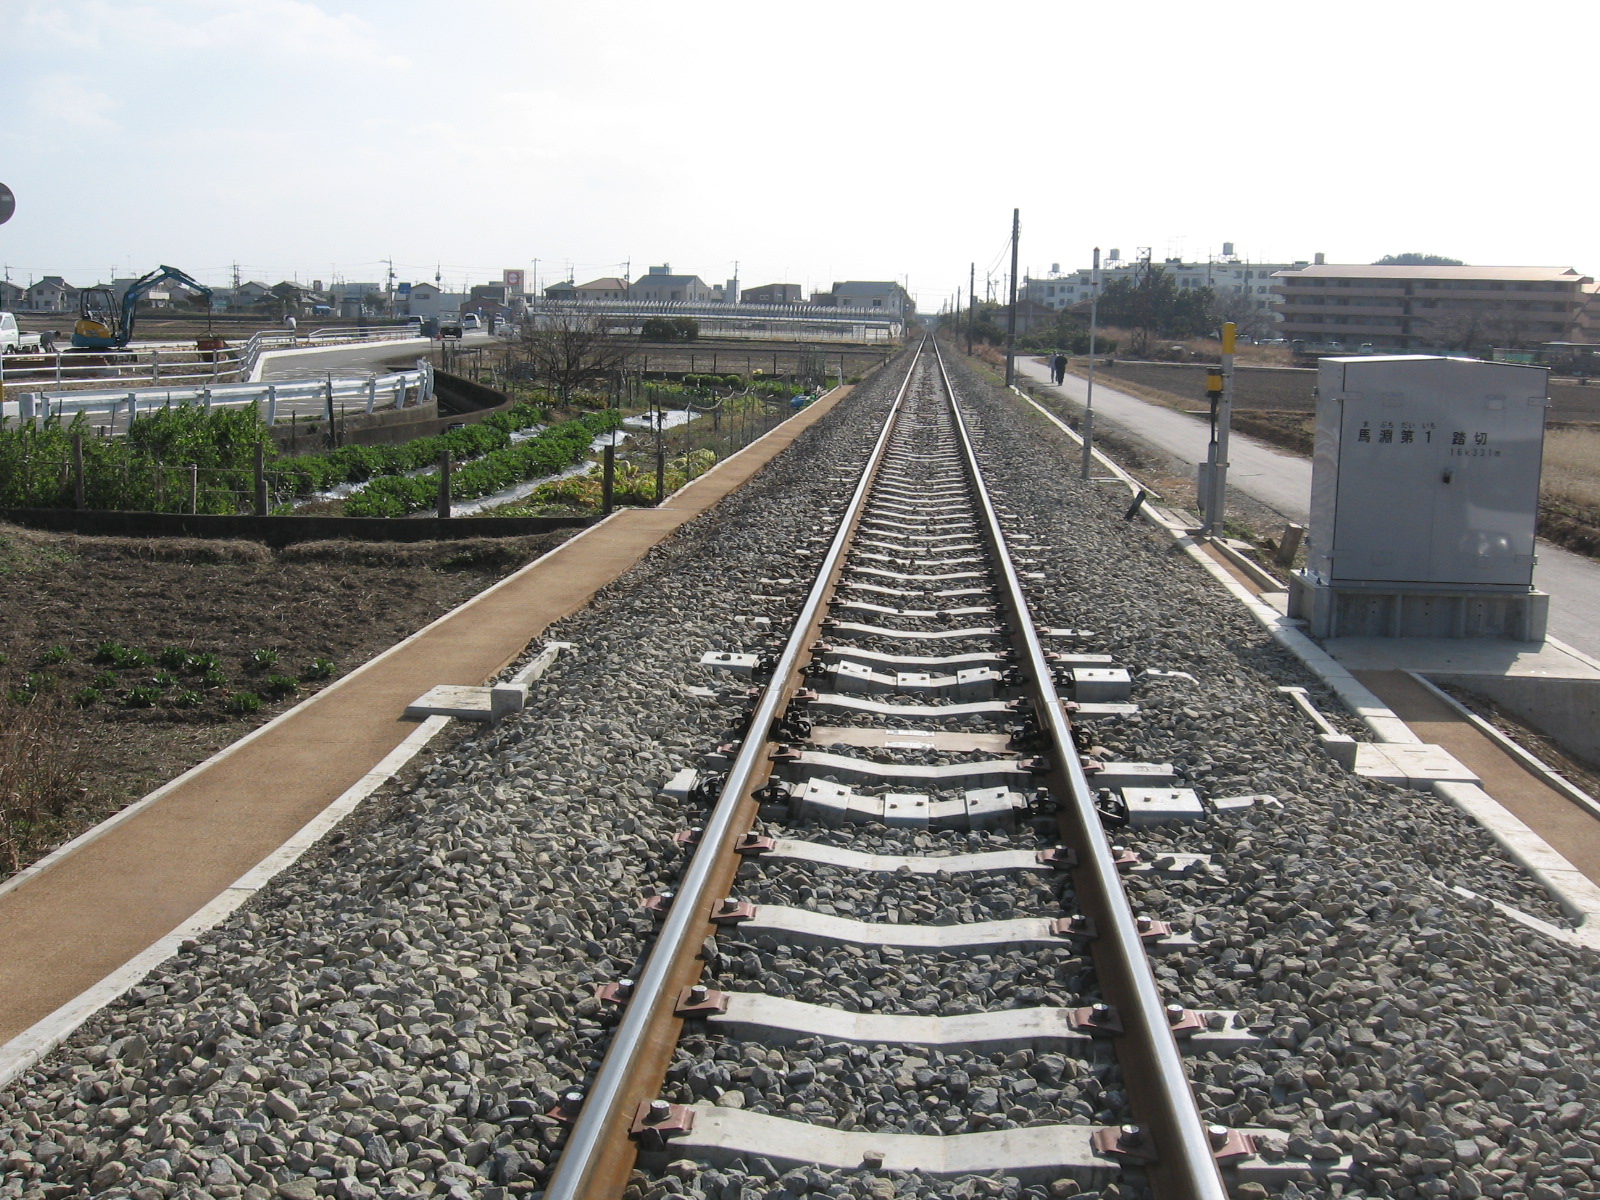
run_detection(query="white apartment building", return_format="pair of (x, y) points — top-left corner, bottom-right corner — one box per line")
(1022, 253), (1311, 321)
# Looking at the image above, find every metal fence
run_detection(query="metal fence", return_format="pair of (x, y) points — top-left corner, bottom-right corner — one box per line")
(0, 326), (424, 397)
(6, 360), (434, 431)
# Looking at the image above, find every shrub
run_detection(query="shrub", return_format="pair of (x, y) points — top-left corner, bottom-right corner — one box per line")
(91, 671), (117, 691)
(173, 690), (203, 709)
(38, 646), (71, 666)
(305, 657), (337, 680)
(122, 685), (160, 709)
(226, 691), (262, 715)
(74, 687), (102, 707)
(153, 672), (179, 689)
(187, 652), (220, 674)
(248, 648), (279, 671)
(158, 647), (191, 670)
(202, 668), (229, 689)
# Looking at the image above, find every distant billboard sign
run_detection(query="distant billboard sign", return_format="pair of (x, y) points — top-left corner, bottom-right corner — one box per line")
(0, 183), (14, 225)
(503, 269), (524, 289)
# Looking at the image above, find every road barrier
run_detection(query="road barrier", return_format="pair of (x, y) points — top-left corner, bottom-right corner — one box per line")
(6, 361), (435, 430)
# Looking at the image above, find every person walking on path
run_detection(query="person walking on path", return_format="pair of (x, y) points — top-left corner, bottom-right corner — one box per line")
(1051, 352), (1066, 384)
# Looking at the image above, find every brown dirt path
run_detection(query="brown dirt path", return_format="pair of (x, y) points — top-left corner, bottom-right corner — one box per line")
(0, 387), (853, 1044)
(1354, 669), (1600, 885)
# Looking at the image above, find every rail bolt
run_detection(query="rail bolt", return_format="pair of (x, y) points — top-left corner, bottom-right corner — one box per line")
(1166, 1003), (1186, 1023)
(646, 1099), (672, 1124)
(1208, 1124), (1230, 1148)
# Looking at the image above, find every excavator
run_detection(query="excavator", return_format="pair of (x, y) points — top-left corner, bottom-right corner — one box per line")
(72, 264), (215, 350)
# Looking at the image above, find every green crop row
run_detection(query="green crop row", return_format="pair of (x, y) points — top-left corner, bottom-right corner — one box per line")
(343, 411), (621, 517)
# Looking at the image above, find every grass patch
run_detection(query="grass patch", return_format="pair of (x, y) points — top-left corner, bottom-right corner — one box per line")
(0, 689), (88, 873)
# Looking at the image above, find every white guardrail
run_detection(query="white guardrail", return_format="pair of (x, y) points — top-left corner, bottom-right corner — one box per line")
(5, 360), (435, 428)
(0, 326), (420, 395)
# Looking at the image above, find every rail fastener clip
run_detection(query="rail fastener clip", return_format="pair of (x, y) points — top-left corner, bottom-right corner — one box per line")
(711, 898), (756, 924)
(675, 984), (730, 1017)
(1092, 1123), (1158, 1165)
(631, 1100), (696, 1148)
(1069, 1003), (1124, 1035)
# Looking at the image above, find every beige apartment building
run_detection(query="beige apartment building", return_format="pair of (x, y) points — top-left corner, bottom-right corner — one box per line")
(1271, 264), (1597, 352)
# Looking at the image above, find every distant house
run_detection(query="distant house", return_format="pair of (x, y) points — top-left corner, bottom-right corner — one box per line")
(743, 283), (803, 305)
(223, 281), (271, 311)
(542, 281), (578, 302)
(25, 276), (78, 313)
(573, 276), (629, 302)
(402, 282), (467, 318)
(828, 281), (912, 316)
(0, 280), (23, 310)
(630, 264), (714, 304)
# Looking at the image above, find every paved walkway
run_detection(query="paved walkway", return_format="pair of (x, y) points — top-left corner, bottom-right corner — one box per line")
(0, 388), (853, 1045)
(1355, 671), (1600, 885)
(1011, 354), (1600, 661)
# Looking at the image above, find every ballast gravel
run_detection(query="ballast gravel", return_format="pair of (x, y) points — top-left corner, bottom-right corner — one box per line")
(0, 346), (1595, 1200)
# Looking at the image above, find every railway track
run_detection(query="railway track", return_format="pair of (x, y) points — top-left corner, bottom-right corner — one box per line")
(543, 341), (1347, 1199)
(3, 338), (1594, 1200)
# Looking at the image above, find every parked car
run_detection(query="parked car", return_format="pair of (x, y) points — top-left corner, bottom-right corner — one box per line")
(437, 315), (463, 338)
(461, 313), (481, 331)
(0, 312), (41, 354)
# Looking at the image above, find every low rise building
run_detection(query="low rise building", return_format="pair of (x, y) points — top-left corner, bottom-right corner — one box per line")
(1271, 264), (1596, 352)
(742, 283), (803, 305)
(401, 281), (468, 318)
(24, 276), (78, 312)
(1024, 255), (1308, 320)
(630, 265), (715, 304)
(823, 281), (912, 316)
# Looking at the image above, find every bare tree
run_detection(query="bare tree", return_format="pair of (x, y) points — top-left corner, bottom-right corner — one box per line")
(1208, 290), (1277, 341)
(519, 307), (630, 400)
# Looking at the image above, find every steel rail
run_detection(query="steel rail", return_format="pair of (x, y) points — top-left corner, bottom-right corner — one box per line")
(929, 339), (1229, 1199)
(540, 343), (925, 1200)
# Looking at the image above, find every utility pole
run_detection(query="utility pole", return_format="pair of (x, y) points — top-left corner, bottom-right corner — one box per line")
(967, 262), (975, 355)
(1082, 247), (1101, 480)
(1004, 208), (1019, 387)
(384, 257), (395, 302)
(1202, 322), (1237, 537)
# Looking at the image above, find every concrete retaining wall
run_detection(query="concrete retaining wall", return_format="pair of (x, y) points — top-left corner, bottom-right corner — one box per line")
(1436, 673), (1600, 767)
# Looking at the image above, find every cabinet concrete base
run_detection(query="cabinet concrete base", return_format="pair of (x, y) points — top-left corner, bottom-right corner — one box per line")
(1289, 573), (1548, 642)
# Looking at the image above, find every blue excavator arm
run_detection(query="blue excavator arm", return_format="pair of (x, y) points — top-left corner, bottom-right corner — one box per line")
(118, 266), (213, 345)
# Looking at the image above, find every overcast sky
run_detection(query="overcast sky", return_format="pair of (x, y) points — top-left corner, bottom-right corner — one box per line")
(3, 0), (1595, 311)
